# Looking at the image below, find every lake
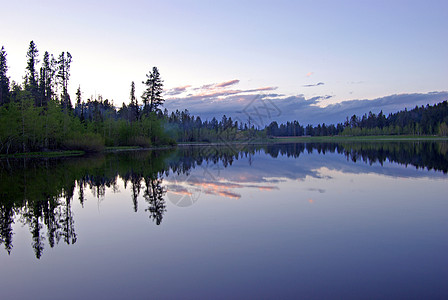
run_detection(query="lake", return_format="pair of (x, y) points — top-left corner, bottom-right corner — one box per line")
(1, 142), (447, 299)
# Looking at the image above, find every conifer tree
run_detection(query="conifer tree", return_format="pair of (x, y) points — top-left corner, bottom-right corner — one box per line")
(38, 51), (55, 107)
(141, 67), (164, 115)
(57, 52), (72, 110)
(25, 41), (39, 104)
(129, 81), (139, 121)
(0, 46), (10, 105)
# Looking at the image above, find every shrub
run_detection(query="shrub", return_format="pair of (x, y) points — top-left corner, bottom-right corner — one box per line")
(63, 132), (105, 152)
(128, 136), (151, 148)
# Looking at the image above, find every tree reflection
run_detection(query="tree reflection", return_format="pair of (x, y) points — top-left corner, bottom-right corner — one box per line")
(143, 175), (166, 225)
(0, 203), (14, 255)
(58, 196), (77, 245)
(1, 141), (447, 258)
(130, 172), (142, 213)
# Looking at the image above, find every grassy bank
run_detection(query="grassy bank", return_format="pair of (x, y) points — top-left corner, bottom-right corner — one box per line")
(0, 150), (85, 158)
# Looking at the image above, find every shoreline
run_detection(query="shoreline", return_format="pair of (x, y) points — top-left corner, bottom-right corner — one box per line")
(1, 135), (447, 158)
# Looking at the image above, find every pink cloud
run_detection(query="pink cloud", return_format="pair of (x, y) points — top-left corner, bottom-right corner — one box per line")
(165, 85), (191, 96)
(215, 79), (240, 88)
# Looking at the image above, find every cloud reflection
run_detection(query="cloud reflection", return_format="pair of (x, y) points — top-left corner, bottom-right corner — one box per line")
(164, 177), (279, 200)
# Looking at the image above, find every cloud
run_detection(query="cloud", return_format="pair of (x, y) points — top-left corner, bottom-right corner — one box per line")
(303, 82), (325, 87)
(165, 90), (448, 126)
(307, 188), (326, 193)
(306, 72), (314, 77)
(166, 79), (278, 104)
(165, 85), (191, 96)
(165, 177), (278, 200)
(216, 79), (240, 88)
(167, 85), (277, 102)
(307, 95), (333, 102)
(194, 79), (241, 91)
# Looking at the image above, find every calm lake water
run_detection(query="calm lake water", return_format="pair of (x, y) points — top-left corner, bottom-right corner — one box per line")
(1, 142), (447, 299)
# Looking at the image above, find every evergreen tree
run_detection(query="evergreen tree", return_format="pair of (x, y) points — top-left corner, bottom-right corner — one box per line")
(129, 81), (139, 121)
(38, 51), (54, 107)
(75, 85), (82, 107)
(25, 41), (39, 103)
(0, 46), (10, 105)
(141, 66), (164, 114)
(57, 52), (72, 110)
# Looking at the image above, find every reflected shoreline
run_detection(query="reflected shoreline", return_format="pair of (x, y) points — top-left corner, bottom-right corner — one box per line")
(1, 141), (447, 258)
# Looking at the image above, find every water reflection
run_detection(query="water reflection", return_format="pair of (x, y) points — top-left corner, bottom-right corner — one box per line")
(0, 141), (447, 258)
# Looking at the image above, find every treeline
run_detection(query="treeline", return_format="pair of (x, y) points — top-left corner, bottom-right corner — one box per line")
(266, 121), (344, 137)
(266, 101), (448, 137)
(2, 41), (447, 155)
(341, 101), (448, 136)
(161, 110), (265, 142)
(0, 41), (174, 154)
(0, 41), (267, 154)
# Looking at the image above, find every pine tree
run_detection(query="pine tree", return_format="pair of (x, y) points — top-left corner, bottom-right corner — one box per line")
(0, 46), (10, 105)
(57, 52), (72, 110)
(25, 41), (39, 104)
(141, 67), (164, 115)
(129, 81), (139, 121)
(75, 85), (82, 107)
(38, 51), (55, 107)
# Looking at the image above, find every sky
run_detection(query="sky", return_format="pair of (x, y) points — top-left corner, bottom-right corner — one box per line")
(2, 0), (448, 125)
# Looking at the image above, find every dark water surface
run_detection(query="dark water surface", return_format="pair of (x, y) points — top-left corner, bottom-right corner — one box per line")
(1, 142), (447, 299)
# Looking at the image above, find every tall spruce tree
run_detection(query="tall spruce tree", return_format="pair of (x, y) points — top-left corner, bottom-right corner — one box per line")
(141, 67), (164, 115)
(75, 85), (82, 106)
(57, 52), (72, 110)
(0, 46), (10, 105)
(129, 81), (139, 121)
(25, 41), (39, 104)
(38, 51), (54, 107)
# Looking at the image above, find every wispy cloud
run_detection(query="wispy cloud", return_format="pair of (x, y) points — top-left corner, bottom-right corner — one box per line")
(166, 78), (277, 102)
(195, 79), (240, 91)
(165, 85), (191, 96)
(308, 95), (333, 102)
(176, 87), (277, 101)
(216, 79), (240, 88)
(303, 82), (325, 87)
(307, 188), (326, 193)
(306, 72), (314, 77)
(165, 178), (278, 200)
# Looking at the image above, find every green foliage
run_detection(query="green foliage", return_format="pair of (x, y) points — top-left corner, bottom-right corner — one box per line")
(63, 132), (105, 152)
(0, 42), (178, 154)
(439, 122), (448, 136)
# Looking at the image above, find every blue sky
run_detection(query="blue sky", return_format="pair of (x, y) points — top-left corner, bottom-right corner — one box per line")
(2, 0), (447, 124)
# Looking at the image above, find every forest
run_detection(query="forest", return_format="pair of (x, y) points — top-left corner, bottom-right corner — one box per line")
(1, 41), (447, 155)
(266, 101), (448, 137)
(0, 41), (178, 154)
